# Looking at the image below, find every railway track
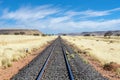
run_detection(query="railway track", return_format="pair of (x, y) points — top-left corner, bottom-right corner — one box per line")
(11, 37), (108, 80)
(36, 37), (74, 80)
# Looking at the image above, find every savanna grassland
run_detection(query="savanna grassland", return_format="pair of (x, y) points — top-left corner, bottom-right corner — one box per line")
(62, 36), (120, 79)
(62, 36), (120, 65)
(0, 35), (57, 68)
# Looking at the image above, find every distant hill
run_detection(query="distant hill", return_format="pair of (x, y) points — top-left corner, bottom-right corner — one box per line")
(59, 30), (120, 36)
(0, 29), (42, 36)
(80, 30), (120, 36)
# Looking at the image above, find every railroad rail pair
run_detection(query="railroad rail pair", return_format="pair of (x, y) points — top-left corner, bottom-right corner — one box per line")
(36, 37), (74, 80)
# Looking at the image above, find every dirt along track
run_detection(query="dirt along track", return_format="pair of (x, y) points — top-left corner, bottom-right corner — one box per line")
(11, 36), (108, 80)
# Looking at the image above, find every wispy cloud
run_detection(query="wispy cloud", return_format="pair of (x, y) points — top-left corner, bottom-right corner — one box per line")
(0, 5), (120, 33)
(45, 19), (120, 33)
(2, 5), (59, 21)
(50, 16), (71, 23)
(66, 7), (120, 18)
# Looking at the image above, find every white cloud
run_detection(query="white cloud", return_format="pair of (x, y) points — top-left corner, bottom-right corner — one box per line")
(43, 19), (120, 33)
(66, 7), (120, 18)
(66, 10), (108, 17)
(50, 16), (71, 23)
(0, 6), (120, 33)
(2, 5), (59, 21)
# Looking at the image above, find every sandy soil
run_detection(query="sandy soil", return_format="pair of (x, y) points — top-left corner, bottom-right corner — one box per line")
(0, 43), (50, 80)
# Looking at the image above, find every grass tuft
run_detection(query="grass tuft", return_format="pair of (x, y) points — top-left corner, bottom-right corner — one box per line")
(116, 68), (120, 75)
(70, 54), (75, 59)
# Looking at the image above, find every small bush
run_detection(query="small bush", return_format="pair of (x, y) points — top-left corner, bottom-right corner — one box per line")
(77, 50), (82, 53)
(83, 59), (88, 64)
(109, 40), (113, 43)
(66, 51), (69, 55)
(12, 54), (20, 61)
(14, 33), (20, 35)
(82, 51), (87, 54)
(116, 68), (120, 75)
(7, 62), (12, 67)
(104, 31), (113, 38)
(32, 48), (37, 52)
(103, 62), (120, 71)
(1, 58), (7, 66)
(96, 40), (99, 41)
(70, 54), (75, 59)
(115, 34), (120, 37)
(62, 34), (67, 36)
(33, 34), (39, 36)
(42, 34), (47, 36)
(84, 34), (91, 36)
(67, 55), (71, 61)
(20, 32), (25, 35)
(1, 58), (12, 68)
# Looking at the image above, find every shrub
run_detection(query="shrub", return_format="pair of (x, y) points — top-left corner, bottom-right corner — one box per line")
(84, 34), (90, 36)
(7, 62), (12, 67)
(96, 40), (99, 41)
(1, 58), (12, 68)
(116, 68), (120, 75)
(104, 31), (113, 38)
(62, 34), (67, 36)
(103, 62), (120, 71)
(20, 32), (25, 35)
(42, 34), (47, 36)
(70, 54), (75, 59)
(109, 40), (113, 43)
(83, 59), (88, 64)
(12, 54), (20, 61)
(92, 34), (95, 36)
(67, 55), (71, 61)
(14, 33), (20, 35)
(115, 34), (120, 37)
(33, 34), (39, 36)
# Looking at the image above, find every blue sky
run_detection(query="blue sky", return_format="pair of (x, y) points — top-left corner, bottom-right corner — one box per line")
(0, 0), (120, 33)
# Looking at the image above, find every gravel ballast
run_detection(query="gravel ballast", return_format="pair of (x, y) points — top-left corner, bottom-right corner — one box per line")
(41, 39), (69, 80)
(11, 37), (109, 80)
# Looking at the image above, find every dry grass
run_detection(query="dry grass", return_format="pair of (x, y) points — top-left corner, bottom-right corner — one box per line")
(62, 36), (120, 65)
(0, 35), (57, 67)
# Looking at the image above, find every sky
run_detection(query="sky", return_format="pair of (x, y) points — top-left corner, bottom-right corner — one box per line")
(0, 0), (120, 33)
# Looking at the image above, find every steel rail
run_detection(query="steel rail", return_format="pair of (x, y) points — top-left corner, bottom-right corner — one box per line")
(60, 39), (74, 80)
(36, 40), (57, 80)
(36, 37), (74, 80)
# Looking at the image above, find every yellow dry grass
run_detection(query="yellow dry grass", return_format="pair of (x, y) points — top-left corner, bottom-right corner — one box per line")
(0, 35), (57, 67)
(62, 36), (120, 65)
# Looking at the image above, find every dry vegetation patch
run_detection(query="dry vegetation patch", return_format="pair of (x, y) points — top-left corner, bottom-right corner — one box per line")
(62, 36), (120, 79)
(0, 35), (57, 68)
(62, 36), (120, 65)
